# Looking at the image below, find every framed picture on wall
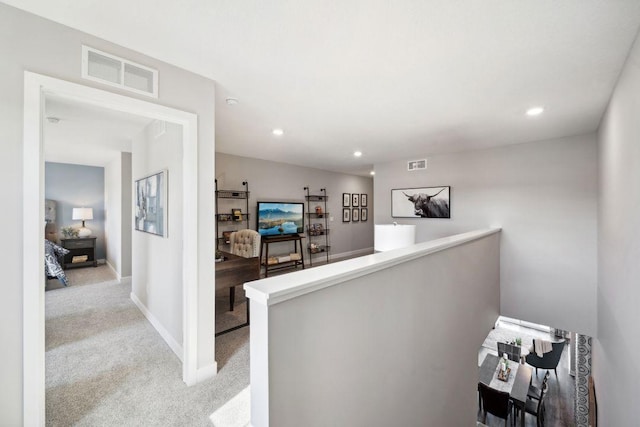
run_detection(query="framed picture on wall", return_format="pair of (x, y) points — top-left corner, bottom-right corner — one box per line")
(352, 193), (359, 207)
(361, 208), (368, 222)
(343, 193), (351, 207)
(342, 208), (351, 222)
(391, 186), (450, 218)
(352, 207), (359, 222)
(135, 169), (168, 237)
(361, 194), (368, 207)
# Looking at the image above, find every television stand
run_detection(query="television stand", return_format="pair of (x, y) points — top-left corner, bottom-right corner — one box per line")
(260, 234), (305, 277)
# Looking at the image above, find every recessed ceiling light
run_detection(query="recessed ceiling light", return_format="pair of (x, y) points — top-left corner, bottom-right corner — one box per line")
(272, 128), (284, 136)
(225, 97), (239, 106)
(526, 107), (544, 116)
(353, 151), (362, 157)
(370, 171), (375, 176)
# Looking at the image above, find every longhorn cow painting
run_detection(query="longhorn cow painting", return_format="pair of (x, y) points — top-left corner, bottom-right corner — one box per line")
(391, 186), (450, 218)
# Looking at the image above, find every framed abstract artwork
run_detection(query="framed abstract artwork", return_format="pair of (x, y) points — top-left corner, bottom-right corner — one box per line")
(352, 193), (359, 207)
(135, 170), (168, 237)
(361, 208), (368, 222)
(352, 207), (359, 222)
(361, 194), (368, 207)
(391, 186), (450, 218)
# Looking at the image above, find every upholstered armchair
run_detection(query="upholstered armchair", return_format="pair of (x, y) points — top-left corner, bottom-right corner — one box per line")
(229, 229), (261, 258)
(220, 229), (261, 312)
(525, 339), (566, 377)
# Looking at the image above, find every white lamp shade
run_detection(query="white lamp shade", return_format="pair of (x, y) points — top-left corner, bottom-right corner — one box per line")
(374, 224), (416, 252)
(72, 207), (93, 221)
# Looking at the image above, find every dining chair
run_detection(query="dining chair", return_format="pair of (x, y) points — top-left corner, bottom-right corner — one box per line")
(478, 382), (514, 427)
(524, 381), (548, 426)
(525, 339), (565, 377)
(528, 370), (550, 402)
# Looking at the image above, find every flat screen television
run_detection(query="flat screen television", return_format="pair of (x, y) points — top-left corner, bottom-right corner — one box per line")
(257, 201), (304, 237)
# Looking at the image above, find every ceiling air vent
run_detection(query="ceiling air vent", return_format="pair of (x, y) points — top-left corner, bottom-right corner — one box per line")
(407, 159), (427, 171)
(82, 46), (158, 98)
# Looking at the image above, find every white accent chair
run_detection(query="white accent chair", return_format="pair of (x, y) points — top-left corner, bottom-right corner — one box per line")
(229, 229), (261, 258)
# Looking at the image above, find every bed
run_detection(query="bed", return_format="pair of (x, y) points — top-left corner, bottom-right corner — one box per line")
(45, 238), (69, 286)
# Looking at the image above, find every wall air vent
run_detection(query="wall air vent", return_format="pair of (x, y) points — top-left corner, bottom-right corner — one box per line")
(407, 159), (427, 171)
(82, 46), (158, 98)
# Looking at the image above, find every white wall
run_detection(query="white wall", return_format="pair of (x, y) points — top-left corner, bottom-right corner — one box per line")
(374, 135), (598, 336)
(247, 230), (500, 426)
(216, 153), (374, 259)
(105, 155), (123, 276)
(0, 4), (215, 423)
(594, 29), (640, 427)
(121, 152), (133, 277)
(105, 152), (133, 278)
(132, 122), (183, 350)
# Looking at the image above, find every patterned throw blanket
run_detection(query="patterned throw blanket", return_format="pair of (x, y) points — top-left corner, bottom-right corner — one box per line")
(45, 240), (69, 286)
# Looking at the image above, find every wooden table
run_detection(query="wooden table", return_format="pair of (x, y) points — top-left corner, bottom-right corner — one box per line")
(215, 251), (260, 336)
(478, 354), (532, 427)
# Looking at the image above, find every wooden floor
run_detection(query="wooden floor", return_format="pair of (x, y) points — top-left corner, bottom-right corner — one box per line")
(478, 327), (575, 426)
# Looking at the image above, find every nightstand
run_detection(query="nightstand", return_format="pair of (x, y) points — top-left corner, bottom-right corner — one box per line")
(60, 237), (98, 269)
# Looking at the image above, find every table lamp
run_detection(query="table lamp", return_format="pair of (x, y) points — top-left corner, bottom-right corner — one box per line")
(72, 207), (93, 237)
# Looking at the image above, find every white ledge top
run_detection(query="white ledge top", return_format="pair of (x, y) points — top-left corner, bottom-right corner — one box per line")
(244, 228), (501, 306)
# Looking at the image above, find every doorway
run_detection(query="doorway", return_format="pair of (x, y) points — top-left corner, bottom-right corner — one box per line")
(23, 72), (207, 425)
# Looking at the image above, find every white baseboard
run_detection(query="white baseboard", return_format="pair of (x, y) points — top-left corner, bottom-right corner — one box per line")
(130, 292), (184, 361)
(304, 247), (374, 266)
(196, 362), (218, 382)
(105, 260), (121, 280)
(329, 247), (374, 261)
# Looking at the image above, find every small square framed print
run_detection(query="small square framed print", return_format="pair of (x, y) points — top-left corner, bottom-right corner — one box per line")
(352, 207), (359, 222)
(361, 194), (368, 207)
(342, 208), (351, 222)
(343, 193), (351, 207)
(352, 193), (359, 207)
(361, 208), (368, 221)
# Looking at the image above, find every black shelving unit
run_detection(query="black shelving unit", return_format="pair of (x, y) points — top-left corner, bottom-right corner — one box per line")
(215, 180), (250, 250)
(304, 187), (330, 266)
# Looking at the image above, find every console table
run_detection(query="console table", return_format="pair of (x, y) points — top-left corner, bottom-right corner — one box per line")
(60, 237), (97, 269)
(259, 234), (305, 277)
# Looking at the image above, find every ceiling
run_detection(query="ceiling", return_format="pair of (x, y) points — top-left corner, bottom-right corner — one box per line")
(44, 95), (151, 167)
(10, 1), (640, 175)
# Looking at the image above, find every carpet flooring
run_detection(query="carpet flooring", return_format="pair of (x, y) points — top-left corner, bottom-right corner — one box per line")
(46, 271), (250, 426)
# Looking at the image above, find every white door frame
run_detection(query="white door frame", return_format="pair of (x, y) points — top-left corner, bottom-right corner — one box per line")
(23, 72), (201, 425)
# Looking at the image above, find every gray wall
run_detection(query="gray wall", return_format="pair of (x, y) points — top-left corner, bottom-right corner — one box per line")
(0, 4), (216, 424)
(45, 162), (106, 260)
(250, 232), (500, 426)
(216, 153), (374, 259)
(594, 28), (640, 426)
(132, 122), (183, 347)
(374, 135), (598, 336)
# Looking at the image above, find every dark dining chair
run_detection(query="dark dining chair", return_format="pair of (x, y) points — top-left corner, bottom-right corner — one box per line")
(524, 381), (548, 426)
(528, 370), (550, 402)
(478, 382), (514, 427)
(525, 339), (566, 377)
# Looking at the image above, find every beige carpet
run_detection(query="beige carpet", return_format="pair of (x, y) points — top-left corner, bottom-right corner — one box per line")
(46, 264), (118, 291)
(46, 272), (250, 426)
